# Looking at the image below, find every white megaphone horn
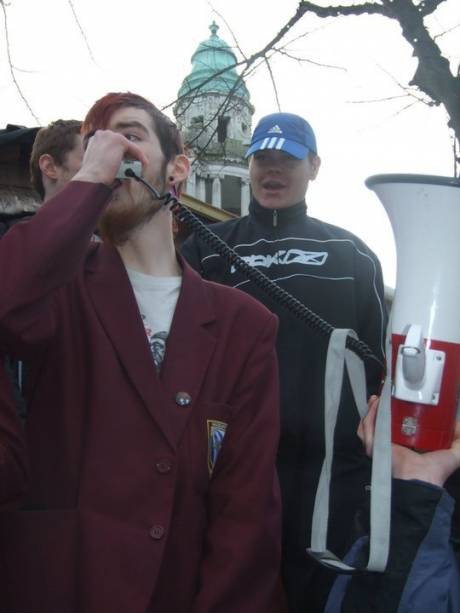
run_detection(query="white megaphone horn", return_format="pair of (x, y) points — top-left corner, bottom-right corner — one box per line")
(366, 174), (460, 451)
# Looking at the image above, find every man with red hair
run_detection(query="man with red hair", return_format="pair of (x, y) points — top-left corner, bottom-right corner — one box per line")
(0, 92), (281, 613)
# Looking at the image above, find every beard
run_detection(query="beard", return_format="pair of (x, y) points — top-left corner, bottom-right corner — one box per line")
(98, 173), (166, 246)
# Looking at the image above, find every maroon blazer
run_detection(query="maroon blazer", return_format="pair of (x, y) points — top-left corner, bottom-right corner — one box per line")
(0, 182), (282, 613)
(0, 364), (28, 507)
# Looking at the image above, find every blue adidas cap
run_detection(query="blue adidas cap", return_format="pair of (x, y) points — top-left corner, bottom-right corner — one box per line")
(245, 112), (317, 160)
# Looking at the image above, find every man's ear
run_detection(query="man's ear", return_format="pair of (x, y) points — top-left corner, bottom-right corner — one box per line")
(168, 154), (190, 185)
(309, 154), (321, 180)
(38, 154), (59, 180)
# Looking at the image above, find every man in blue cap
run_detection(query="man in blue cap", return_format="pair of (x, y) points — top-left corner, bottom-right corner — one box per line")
(181, 112), (386, 612)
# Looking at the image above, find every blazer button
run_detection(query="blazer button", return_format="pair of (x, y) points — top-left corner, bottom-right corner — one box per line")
(156, 459), (172, 474)
(175, 391), (191, 406)
(149, 525), (165, 540)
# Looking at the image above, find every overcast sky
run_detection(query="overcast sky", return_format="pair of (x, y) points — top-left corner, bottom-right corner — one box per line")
(1, 0), (459, 287)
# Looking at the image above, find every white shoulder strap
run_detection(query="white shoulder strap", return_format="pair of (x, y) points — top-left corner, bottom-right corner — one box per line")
(307, 328), (392, 573)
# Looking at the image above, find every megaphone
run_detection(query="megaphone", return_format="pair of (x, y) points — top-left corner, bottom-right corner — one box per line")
(366, 174), (460, 451)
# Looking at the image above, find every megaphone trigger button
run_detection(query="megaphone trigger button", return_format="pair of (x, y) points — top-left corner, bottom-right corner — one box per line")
(402, 346), (420, 357)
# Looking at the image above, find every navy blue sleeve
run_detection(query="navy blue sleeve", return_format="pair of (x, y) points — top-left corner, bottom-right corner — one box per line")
(325, 479), (459, 613)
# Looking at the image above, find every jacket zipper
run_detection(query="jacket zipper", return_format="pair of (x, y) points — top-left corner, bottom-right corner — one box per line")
(273, 209), (278, 228)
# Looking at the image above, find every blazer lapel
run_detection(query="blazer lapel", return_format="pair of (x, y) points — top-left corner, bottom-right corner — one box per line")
(85, 244), (177, 449)
(159, 258), (217, 444)
(85, 245), (217, 451)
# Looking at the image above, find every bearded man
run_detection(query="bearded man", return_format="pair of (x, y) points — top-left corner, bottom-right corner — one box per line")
(0, 93), (282, 613)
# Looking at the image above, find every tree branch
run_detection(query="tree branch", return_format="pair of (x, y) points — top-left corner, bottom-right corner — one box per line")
(264, 57), (282, 111)
(163, 3), (310, 114)
(272, 45), (347, 71)
(67, 0), (96, 63)
(298, 0), (389, 18)
(0, 0), (40, 123)
(209, 2), (248, 61)
(382, 0), (460, 143)
(168, 0), (458, 173)
(418, 0), (445, 17)
(293, 0), (459, 152)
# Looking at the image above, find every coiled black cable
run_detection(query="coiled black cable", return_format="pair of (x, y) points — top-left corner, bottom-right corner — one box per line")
(129, 171), (383, 369)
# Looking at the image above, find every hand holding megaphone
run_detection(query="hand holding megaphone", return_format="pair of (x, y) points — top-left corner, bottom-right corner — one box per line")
(72, 130), (148, 187)
(360, 396), (460, 487)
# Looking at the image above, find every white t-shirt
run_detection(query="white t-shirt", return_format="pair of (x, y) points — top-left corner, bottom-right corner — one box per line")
(127, 268), (182, 372)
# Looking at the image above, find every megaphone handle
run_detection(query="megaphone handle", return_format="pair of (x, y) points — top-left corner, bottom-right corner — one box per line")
(308, 329), (392, 573)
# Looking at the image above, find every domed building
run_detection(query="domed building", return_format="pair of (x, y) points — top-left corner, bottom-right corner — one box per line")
(174, 21), (254, 216)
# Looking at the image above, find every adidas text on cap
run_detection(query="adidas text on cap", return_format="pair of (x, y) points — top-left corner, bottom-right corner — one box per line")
(245, 112), (317, 160)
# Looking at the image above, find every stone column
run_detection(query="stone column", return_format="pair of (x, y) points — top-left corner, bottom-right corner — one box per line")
(186, 168), (196, 198)
(241, 178), (250, 216)
(212, 176), (222, 208)
(196, 176), (206, 202)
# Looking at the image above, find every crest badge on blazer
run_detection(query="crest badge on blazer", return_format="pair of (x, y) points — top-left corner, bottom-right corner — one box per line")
(207, 419), (227, 475)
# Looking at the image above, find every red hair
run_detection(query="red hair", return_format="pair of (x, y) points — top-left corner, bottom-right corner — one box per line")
(82, 92), (184, 163)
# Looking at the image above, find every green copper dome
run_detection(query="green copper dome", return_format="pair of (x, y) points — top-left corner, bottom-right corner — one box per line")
(178, 21), (250, 101)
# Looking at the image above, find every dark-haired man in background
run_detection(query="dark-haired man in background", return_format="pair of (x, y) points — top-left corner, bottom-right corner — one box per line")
(1, 119), (84, 420)
(29, 118), (83, 202)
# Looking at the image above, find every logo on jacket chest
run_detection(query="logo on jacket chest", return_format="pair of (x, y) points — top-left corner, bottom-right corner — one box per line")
(230, 249), (328, 273)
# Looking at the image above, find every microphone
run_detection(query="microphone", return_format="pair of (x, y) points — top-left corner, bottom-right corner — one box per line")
(116, 160), (142, 180)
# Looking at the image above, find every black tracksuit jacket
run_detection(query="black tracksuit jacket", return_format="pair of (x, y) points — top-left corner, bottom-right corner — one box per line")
(181, 198), (387, 612)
